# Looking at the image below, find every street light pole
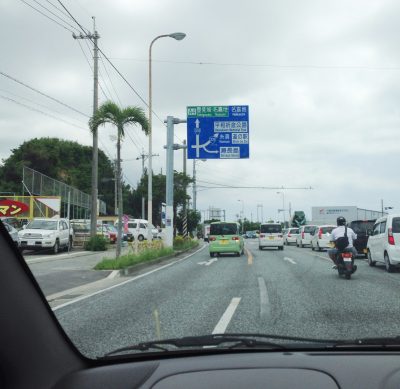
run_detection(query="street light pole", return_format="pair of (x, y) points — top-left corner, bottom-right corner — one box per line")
(277, 191), (285, 226)
(148, 32), (186, 240)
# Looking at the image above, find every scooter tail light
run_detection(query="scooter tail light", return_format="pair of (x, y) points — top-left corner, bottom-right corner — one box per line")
(342, 252), (353, 258)
(388, 228), (395, 245)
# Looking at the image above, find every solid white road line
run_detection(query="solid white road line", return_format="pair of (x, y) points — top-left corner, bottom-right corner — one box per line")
(283, 257), (297, 264)
(212, 297), (241, 334)
(53, 244), (207, 311)
(257, 277), (270, 320)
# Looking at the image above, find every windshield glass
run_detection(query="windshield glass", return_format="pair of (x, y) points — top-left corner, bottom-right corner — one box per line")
(392, 218), (400, 233)
(3, 0), (400, 361)
(210, 223), (238, 235)
(26, 220), (58, 230)
(350, 221), (375, 234)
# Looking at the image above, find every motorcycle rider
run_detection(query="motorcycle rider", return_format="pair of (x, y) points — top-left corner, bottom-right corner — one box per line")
(328, 216), (358, 269)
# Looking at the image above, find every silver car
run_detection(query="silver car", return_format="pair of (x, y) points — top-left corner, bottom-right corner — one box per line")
(3, 222), (19, 246)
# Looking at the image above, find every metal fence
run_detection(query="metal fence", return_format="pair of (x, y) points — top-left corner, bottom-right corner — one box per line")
(22, 166), (107, 218)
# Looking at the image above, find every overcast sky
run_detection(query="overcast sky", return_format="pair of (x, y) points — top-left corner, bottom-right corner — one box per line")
(1, 0), (400, 222)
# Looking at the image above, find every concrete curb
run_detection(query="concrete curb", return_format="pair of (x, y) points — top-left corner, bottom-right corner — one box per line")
(118, 243), (203, 277)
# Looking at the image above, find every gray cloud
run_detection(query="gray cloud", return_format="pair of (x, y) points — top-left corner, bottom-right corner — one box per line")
(1, 0), (399, 222)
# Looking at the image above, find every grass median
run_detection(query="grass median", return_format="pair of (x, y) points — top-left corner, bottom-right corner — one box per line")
(94, 238), (199, 270)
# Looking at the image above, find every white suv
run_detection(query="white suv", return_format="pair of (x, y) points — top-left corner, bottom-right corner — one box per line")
(19, 218), (73, 254)
(296, 225), (318, 248)
(310, 225), (336, 251)
(367, 215), (400, 272)
(259, 223), (284, 250)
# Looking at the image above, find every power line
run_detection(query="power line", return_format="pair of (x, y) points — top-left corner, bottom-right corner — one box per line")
(109, 57), (400, 71)
(0, 94), (88, 130)
(0, 71), (89, 118)
(19, 0), (74, 32)
(56, 0), (90, 34)
(77, 39), (109, 101)
(30, 0), (81, 32)
(43, 0), (80, 21)
(99, 54), (122, 106)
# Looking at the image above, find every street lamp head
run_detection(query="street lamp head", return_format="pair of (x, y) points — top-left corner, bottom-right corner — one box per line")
(169, 32), (186, 41)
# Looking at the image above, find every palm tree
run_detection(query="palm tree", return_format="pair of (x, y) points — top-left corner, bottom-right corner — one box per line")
(89, 101), (149, 258)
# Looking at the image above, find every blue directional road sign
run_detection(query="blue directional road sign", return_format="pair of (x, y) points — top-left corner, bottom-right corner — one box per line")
(187, 105), (249, 159)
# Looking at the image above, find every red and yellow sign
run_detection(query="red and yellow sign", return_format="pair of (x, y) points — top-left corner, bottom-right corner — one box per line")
(0, 199), (30, 217)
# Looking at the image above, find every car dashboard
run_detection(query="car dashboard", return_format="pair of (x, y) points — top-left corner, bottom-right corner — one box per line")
(53, 350), (400, 389)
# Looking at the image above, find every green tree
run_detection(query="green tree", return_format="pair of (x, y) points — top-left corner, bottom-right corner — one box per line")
(90, 101), (149, 257)
(133, 171), (193, 227)
(175, 209), (201, 236)
(0, 137), (117, 214)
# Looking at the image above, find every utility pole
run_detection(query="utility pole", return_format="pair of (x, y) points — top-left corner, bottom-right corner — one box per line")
(73, 18), (100, 237)
(114, 160), (118, 215)
(182, 140), (188, 237)
(136, 149), (159, 219)
(193, 160), (197, 212)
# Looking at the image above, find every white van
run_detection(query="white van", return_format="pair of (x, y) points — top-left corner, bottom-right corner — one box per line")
(118, 219), (159, 241)
(367, 214), (400, 272)
(258, 223), (284, 250)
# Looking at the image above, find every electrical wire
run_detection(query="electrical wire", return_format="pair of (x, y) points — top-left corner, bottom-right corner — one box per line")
(99, 54), (122, 106)
(30, 0), (81, 32)
(0, 94), (88, 130)
(108, 57), (400, 71)
(19, 0), (75, 33)
(0, 71), (89, 118)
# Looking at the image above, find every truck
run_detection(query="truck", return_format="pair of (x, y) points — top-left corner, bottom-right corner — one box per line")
(311, 206), (384, 225)
(290, 211), (307, 228)
(203, 224), (211, 242)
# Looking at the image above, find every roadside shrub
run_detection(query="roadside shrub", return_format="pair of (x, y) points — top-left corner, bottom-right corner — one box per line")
(84, 235), (108, 251)
(173, 236), (199, 251)
(95, 246), (174, 270)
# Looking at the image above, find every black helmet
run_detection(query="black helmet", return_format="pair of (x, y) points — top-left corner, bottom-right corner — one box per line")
(337, 216), (346, 226)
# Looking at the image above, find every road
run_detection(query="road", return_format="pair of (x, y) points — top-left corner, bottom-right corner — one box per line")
(26, 246), (131, 296)
(51, 239), (400, 359)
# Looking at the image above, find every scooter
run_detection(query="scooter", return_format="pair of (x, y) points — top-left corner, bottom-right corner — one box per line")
(336, 250), (357, 280)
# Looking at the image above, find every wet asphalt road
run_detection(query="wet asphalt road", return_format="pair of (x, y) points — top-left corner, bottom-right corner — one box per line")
(54, 240), (400, 359)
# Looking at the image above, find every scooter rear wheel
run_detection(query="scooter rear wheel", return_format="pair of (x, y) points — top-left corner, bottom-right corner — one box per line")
(345, 273), (351, 280)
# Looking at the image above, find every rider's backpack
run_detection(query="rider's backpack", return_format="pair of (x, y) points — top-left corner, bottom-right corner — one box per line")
(335, 226), (349, 251)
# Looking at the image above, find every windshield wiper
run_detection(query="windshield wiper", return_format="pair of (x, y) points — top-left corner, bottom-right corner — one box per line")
(332, 336), (400, 348)
(103, 333), (338, 357)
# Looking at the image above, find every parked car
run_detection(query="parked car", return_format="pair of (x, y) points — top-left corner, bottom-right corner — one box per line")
(18, 217), (73, 254)
(348, 219), (375, 258)
(310, 225), (336, 251)
(283, 227), (299, 245)
(296, 225), (318, 248)
(104, 224), (117, 244)
(121, 219), (159, 241)
(2, 221), (19, 246)
(259, 223), (284, 250)
(0, 216), (23, 230)
(209, 222), (244, 257)
(367, 215), (400, 272)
